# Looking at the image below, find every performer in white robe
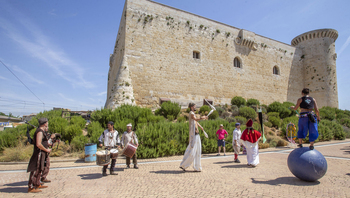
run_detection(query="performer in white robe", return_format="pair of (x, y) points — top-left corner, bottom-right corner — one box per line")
(180, 103), (207, 172)
(240, 119), (261, 167)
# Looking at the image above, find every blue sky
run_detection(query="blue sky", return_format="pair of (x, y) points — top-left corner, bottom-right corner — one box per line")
(0, 0), (349, 116)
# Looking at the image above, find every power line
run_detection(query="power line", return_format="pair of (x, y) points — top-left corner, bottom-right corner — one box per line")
(0, 60), (45, 104)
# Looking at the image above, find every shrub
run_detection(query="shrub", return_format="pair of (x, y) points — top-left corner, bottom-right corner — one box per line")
(343, 126), (350, 138)
(49, 117), (68, 137)
(186, 108), (191, 113)
(279, 108), (292, 119)
(177, 116), (187, 122)
(239, 106), (256, 119)
(253, 122), (261, 131)
(231, 96), (246, 107)
(70, 135), (90, 152)
(70, 116), (86, 129)
(267, 101), (291, 118)
(235, 116), (247, 125)
(0, 128), (23, 150)
(319, 120), (345, 140)
(87, 121), (104, 144)
(259, 142), (270, 149)
(148, 115), (166, 123)
(319, 107), (336, 121)
(264, 122), (273, 128)
(64, 124), (83, 143)
(167, 115), (175, 121)
(221, 111), (231, 119)
(36, 109), (63, 120)
(267, 101), (283, 113)
(339, 118), (350, 128)
(155, 101), (181, 119)
(267, 112), (280, 119)
(215, 106), (225, 116)
(268, 116), (281, 128)
(199, 105), (211, 114)
(209, 111), (219, 120)
(138, 117), (147, 124)
(225, 117), (236, 123)
(231, 105), (239, 116)
(336, 113), (349, 121)
(247, 98), (260, 106)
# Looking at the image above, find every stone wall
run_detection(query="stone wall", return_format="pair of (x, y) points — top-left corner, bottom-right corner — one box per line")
(105, 0), (338, 109)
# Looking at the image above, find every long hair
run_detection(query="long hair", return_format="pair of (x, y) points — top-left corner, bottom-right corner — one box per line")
(188, 102), (195, 109)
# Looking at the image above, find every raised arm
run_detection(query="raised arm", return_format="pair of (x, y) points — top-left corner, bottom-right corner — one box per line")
(190, 113), (207, 122)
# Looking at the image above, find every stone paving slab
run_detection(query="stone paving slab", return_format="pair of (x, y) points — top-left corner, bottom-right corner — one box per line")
(0, 141), (349, 197)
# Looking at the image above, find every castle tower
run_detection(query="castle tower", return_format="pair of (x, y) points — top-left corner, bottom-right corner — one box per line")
(291, 29), (338, 108)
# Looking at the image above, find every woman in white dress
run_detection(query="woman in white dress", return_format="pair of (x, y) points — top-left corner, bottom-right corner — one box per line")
(180, 103), (207, 172)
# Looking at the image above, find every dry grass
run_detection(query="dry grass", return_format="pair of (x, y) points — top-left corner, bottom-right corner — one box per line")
(0, 141), (33, 162)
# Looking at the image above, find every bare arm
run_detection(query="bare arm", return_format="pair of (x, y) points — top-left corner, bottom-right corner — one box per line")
(36, 132), (51, 153)
(291, 98), (302, 111)
(313, 98), (320, 121)
(190, 113), (207, 122)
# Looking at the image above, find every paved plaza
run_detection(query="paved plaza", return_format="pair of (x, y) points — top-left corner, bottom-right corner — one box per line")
(0, 140), (349, 198)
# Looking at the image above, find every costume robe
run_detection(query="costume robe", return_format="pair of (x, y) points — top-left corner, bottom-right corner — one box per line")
(180, 111), (202, 171)
(240, 128), (261, 166)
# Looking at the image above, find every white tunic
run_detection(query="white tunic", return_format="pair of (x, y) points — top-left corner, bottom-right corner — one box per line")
(241, 139), (260, 166)
(121, 131), (138, 146)
(180, 111), (202, 171)
(98, 129), (120, 147)
(232, 128), (242, 155)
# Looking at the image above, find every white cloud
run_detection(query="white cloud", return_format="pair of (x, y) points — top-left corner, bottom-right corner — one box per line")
(0, 75), (7, 80)
(0, 4), (95, 89)
(97, 91), (107, 96)
(337, 35), (350, 57)
(11, 64), (44, 84)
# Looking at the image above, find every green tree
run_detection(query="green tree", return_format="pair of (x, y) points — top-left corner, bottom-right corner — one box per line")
(231, 96), (246, 107)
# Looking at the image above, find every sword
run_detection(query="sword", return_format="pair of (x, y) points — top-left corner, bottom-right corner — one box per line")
(205, 99), (216, 117)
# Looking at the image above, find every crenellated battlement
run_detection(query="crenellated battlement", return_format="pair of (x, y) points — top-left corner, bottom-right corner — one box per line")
(291, 29), (338, 46)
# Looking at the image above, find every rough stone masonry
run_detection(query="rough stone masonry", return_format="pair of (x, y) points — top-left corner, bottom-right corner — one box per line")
(105, 0), (338, 109)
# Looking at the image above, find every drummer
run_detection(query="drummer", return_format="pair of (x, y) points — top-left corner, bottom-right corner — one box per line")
(98, 121), (120, 176)
(121, 123), (139, 169)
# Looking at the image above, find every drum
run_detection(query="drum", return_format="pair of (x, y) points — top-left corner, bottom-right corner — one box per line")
(96, 150), (110, 166)
(110, 149), (119, 159)
(122, 142), (137, 158)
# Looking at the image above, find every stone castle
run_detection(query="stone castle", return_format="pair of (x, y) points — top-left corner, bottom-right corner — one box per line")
(105, 0), (338, 109)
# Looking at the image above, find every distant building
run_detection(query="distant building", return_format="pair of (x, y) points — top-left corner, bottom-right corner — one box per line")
(0, 115), (22, 131)
(22, 113), (37, 122)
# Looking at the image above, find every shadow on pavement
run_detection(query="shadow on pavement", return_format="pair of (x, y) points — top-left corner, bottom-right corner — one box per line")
(150, 170), (185, 174)
(0, 187), (28, 193)
(213, 161), (235, 164)
(113, 167), (125, 172)
(346, 173), (350, 176)
(221, 164), (248, 168)
(78, 173), (103, 180)
(4, 181), (28, 186)
(251, 177), (320, 186)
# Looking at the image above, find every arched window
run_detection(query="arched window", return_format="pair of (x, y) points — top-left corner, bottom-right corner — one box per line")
(234, 57), (241, 68)
(273, 66), (279, 75)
